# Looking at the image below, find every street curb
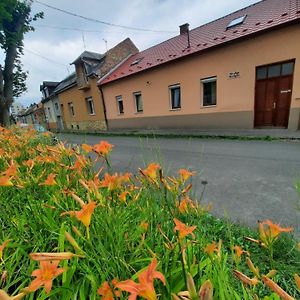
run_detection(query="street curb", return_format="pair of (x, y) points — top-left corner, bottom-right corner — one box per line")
(57, 130), (300, 142)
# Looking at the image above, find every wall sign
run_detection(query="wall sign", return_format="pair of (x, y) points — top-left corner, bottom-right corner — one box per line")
(229, 71), (240, 79)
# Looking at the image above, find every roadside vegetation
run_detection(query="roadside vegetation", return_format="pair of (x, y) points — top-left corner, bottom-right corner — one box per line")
(0, 126), (299, 300)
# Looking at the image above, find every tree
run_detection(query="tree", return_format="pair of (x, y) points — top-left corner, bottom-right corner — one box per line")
(0, 0), (43, 126)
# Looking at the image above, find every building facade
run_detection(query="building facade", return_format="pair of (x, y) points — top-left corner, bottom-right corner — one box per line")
(40, 81), (63, 130)
(57, 38), (138, 131)
(99, 0), (300, 130)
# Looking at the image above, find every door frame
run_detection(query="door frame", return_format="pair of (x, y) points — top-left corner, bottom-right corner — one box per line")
(254, 59), (295, 128)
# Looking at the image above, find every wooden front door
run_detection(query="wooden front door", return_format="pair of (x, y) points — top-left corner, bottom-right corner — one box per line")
(254, 61), (294, 128)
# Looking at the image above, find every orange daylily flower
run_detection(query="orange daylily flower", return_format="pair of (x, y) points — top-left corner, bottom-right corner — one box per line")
(262, 275), (295, 300)
(178, 169), (196, 182)
(27, 261), (66, 294)
(119, 191), (129, 202)
(142, 163), (161, 180)
(204, 241), (218, 257)
(173, 218), (196, 239)
(2, 160), (18, 177)
(233, 270), (259, 286)
(39, 173), (57, 186)
(204, 240), (222, 259)
(81, 143), (93, 153)
(177, 197), (197, 213)
(140, 222), (149, 231)
(0, 240), (11, 261)
(93, 141), (113, 156)
(233, 245), (249, 258)
(70, 155), (87, 174)
(61, 201), (97, 236)
(101, 173), (121, 191)
(97, 279), (120, 300)
(23, 159), (35, 171)
(259, 220), (293, 246)
(116, 258), (165, 300)
(0, 176), (13, 186)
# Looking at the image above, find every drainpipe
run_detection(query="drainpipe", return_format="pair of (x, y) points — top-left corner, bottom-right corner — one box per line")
(99, 85), (108, 130)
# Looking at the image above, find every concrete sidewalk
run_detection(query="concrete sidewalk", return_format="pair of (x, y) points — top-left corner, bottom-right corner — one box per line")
(85, 128), (300, 140)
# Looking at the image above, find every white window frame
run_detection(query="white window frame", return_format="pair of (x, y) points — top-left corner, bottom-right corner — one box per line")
(116, 95), (124, 115)
(201, 77), (217, 108)
(169, 84), (181, 110)
(133, 92), (143, 113)
(86, 97), (95, 115)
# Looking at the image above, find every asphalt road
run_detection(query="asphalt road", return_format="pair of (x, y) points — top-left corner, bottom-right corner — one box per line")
(58, 133), (300, 236)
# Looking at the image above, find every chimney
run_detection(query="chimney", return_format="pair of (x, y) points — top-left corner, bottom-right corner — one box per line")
(179, 23), (189, 35)
(179, 23), (191, 48)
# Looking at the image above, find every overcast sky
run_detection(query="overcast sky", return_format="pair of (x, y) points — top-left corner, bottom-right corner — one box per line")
(0, 0), (259, 107)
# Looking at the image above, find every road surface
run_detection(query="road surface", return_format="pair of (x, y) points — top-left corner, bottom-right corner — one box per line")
(58, 133), (300, 236)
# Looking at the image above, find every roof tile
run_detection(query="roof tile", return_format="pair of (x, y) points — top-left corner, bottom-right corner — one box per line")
(100, 0), (300, 85)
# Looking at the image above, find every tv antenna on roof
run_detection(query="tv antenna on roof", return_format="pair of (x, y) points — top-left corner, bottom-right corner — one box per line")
(103, 38), (108, 51)
(82, 32), (86, 50)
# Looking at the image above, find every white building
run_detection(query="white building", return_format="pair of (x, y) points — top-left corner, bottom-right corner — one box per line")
(10, 102), (25, 117)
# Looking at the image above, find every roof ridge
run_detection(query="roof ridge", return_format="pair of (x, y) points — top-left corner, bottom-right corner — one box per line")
(134, 0), (263, 56)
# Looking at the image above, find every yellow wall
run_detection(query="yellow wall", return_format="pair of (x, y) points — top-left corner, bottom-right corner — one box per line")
(101, 25), (300, 129)
(58, 78), (106, 131)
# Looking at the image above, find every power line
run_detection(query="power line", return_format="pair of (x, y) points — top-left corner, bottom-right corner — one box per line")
(25, 48), (70, 73)
(34, 0), (176, 33)
(34, 24), (174, 35)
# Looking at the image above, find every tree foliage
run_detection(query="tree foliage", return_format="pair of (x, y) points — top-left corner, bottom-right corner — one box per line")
(0, 0), (43, 126)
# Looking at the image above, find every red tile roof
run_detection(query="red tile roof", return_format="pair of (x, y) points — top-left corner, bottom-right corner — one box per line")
(99, 0), (300, 85)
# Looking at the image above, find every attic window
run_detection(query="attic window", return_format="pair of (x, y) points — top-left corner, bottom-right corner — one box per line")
(227, 15), (247, 29)
(130, 57), (143, 66)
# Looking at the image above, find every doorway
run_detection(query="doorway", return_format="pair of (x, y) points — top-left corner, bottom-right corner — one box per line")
(254, 60), (294, 128)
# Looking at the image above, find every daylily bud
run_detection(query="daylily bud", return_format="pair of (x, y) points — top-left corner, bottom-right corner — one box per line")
(186, 273), (197, 299)
(262, 276), (295, 300)
(233, 270), (259, 286)
(30, 252), (81, 261)
(64, 231), (84, 253)
(246, 257), (260, 277)
(199, 280), (213, 300)
(265, 270), (277, 278)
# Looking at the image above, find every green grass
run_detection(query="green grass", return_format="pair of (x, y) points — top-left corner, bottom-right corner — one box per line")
(0, 127), (299, 299)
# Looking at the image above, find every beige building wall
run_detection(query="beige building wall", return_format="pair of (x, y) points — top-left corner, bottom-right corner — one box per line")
(58, 79), (106, 131)
(101, 25), (300, 130)
(43, 100), (57, 130)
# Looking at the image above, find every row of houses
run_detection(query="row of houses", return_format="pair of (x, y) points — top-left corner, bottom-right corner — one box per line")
(19, 0), (300, 131)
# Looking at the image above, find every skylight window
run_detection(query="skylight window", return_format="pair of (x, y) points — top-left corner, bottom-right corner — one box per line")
(130, 57), (143, 66)
(227, 15), (247, 29)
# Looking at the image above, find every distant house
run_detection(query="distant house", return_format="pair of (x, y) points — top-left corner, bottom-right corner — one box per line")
(57, 38), (138, 131)
(40, 81), (64, 131)
(10, 102), (25, 119)
(19, 102), (46, 126)
(99, 0), (300, 130)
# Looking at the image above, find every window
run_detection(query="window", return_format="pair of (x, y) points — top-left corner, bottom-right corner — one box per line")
(68, 102), (75, 117)
(256, 61), (295, 80)
(130, 57), (143, 66)
(134, 92), (143, 112)
(116, 96), (124, 114)
(201, 77), (217, 106)
(47, 107), (52, 119)
(227, 15), (247, 29)
(54, 102), (59, 111)
(86, 97), (95, 115)
(169, 85), (181, 109)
